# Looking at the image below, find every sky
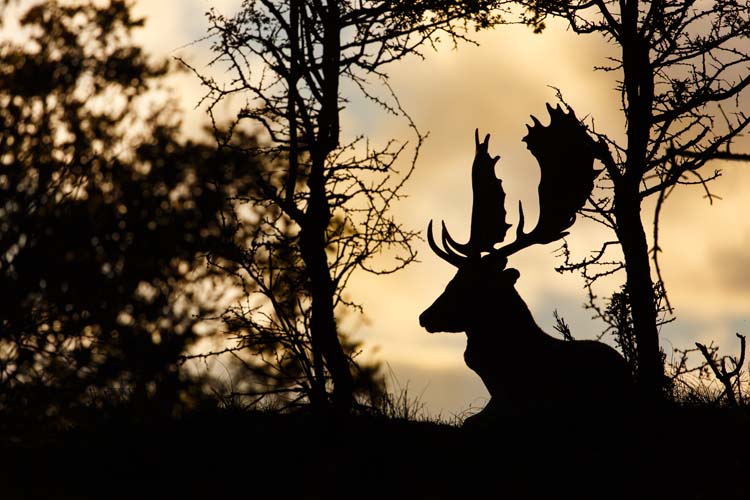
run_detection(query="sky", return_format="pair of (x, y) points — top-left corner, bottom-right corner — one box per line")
(127, 0), (750, 418)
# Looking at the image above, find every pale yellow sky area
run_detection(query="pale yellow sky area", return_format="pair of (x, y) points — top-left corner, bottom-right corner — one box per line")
(130, 1), (749, 417)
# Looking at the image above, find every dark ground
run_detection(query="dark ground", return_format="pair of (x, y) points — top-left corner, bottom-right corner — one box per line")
(1, 406), (748, 499)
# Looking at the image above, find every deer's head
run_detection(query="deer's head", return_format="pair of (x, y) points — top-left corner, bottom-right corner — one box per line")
(419, 104), (599, 334)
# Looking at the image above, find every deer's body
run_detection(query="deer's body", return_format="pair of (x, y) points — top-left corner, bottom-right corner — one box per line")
(420, 263), (634, 422)
(465, 325), (633, 417)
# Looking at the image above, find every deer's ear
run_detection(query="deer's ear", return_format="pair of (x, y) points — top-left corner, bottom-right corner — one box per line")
(502, 268), (520, 284)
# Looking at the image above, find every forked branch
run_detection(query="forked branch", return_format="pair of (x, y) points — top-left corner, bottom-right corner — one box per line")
(696, 333), (747, 406)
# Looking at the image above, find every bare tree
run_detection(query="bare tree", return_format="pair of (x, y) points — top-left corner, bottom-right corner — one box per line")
(513, 0), (750, 402)
(184, 2), (504, 411)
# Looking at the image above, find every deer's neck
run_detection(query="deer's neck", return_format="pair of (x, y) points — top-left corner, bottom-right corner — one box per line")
(468, 293), (553, 348)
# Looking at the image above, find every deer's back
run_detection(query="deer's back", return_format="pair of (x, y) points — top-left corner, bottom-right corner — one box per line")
(465, 334), (635, 415)
(554, 339), (634, 403)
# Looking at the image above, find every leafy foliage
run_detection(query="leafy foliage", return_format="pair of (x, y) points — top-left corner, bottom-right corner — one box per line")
(0, 0), (238, 419)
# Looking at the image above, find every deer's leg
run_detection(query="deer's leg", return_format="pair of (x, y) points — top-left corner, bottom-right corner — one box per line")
(462, 395), (521, 430)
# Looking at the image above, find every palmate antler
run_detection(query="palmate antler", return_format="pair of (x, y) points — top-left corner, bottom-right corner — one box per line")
(430, 130), (510, 264)
(428, 103), (600, 266)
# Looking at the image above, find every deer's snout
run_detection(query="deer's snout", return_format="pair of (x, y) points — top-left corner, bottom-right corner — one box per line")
(419, 308), (437, 333)
(419, 297), (465, 334)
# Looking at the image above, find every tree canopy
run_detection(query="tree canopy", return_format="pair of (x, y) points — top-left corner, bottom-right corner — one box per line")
(0, 0), (244, 419)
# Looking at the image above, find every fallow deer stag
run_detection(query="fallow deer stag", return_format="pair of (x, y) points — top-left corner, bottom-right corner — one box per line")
(419, 104), (634, 424)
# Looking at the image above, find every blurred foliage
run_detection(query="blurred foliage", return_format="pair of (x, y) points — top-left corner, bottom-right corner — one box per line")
(0, 0), (246, 421)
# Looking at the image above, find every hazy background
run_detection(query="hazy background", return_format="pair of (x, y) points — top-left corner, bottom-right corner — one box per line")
(123, 0), (750, 418)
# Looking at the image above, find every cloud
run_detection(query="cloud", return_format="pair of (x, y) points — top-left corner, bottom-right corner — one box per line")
(714, 233), (750, 293)
(131, 0), (246, 136)
(652, 167), (750, 317)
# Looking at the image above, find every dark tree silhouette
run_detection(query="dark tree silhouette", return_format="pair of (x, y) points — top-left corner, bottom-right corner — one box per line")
(183, 130), (387, 409)
(0, 0), (240, 420)
(185, 1), (505, 411)
(507, 0), (750, 402)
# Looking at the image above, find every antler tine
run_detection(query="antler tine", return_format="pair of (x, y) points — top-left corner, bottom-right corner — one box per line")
(488, 200), (570, 260)
(427, 220), (466, 268)
(514, 200), (528, 244)
(475, 128), (492, 150)
(486, 201), (527, 260)
(441, 221), (472, 256)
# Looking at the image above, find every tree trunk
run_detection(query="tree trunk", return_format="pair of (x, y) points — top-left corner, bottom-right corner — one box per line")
(300, 160), (354, 411)
(285, 1), (352, 410)
(614, 187), (664, 403)
(618, 0), (664, 403)
(309, 1), (353, 410)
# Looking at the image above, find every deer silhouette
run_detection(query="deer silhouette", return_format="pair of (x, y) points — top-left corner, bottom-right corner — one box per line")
(419, 104), (634, 425)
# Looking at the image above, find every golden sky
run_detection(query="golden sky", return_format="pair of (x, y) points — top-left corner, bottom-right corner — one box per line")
(131, 1), (750, 417)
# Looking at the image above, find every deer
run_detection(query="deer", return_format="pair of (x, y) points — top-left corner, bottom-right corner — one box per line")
(419, 104), (634, 425)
